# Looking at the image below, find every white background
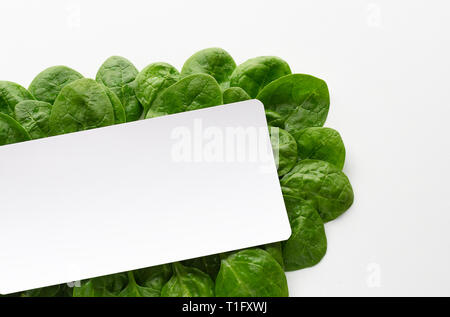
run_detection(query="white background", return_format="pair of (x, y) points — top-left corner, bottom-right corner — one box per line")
(1, 0), (449, 296)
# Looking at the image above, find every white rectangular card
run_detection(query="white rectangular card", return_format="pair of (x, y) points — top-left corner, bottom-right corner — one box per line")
(0, 100), (291, 294)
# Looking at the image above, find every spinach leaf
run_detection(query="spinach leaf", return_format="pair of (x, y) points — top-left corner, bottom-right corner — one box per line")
(120, 80), (143, 122)
(281, 159), (354, 222)
(294, 127), (346, 170)
(282, 196), (327, 271)
(161, 263), (215, 297)
(22, 284), (72, 297)
(182, 254), (221, 280)
(222, 87), (251, 104)
(49, 78), (116, 136)
(215, 249), (288, 297)
(74, 265), (172, 297)
(28, 66), (83, 104)
(257, 74), (330, 134)
(119, 265), (173, 297)
(230, 56), (291, 98)
(73, 273), (129, 297)
(96, 56), (138, 93)
(95, 56), (142, 122)
(135, 63), (180, 117)
(181, 48), (236, 90)
(99, 84), (126, 124)
(14, 100), (52, 139)
(262, 243), (284, 268)
(269, 126), (298, 177)
(0, 113), (31, 145)
(130, 265), (173, 296)
(0, 81), (35, 117)
(146, 74), (222, 119)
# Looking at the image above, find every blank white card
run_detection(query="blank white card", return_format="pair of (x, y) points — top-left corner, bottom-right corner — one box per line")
(0, 100), (291, 294)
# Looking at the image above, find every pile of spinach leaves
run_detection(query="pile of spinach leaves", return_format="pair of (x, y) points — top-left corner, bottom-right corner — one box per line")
(0, 48), (354, 297)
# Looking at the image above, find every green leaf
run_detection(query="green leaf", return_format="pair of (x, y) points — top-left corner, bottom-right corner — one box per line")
(0, 81), (35, 117)
(119, 265), (173, 297)
(181, 48), (236, 90)
(22, 284), (72, 297)
(293, 127), (346, 170)
(14, 100), (52, 139)
(135, 63), (180, 117)
(230, 56), (291, 98)
(269, 126), (298, 177)
(262, 243), (284, 269)
(0, 113), (31, 146)
(96, 56), (138, 93)
(28, 66), (83, 104)
(120, 80), (143, 122)
(257, 74), (330, 134)
(73, 273), (129, 297)
(222, 87), (251, 104)
(215, 249), (288, 297)
(49, 78), (116, 136)
(282, 196), (327, 271)
(95, 56), (142, 122)
(131, 265), (173, 296)
(161, 263), (215, 297)
(281, 159), (354, 222)
(99, 84), (127, 124)
(146, 74), (222, 119)
(73, 265), (172, 297)
(182, 254), (221, 280)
